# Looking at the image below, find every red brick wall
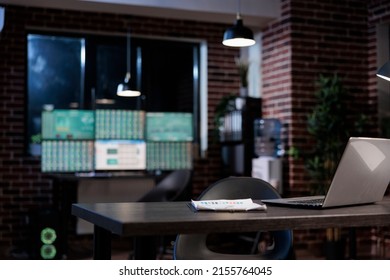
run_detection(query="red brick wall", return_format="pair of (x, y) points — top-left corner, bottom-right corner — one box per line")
(263, 0), (375, 195)
(0, 0), (388, 258)
(262, 0), (384, 257)
(367, 0), (390, 259)
(368, 1), (390, 115)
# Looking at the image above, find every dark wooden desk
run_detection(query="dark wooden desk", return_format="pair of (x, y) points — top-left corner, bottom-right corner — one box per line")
(71, 200), (390, 259)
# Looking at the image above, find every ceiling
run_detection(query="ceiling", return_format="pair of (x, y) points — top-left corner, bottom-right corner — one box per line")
(0, 0), (280, 29)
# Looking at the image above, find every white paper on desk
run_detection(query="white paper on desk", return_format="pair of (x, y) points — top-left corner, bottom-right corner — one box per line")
(191, 198), (267, 211)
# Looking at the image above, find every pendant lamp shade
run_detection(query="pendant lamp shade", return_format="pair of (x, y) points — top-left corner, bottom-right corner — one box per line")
(377, 60), (390, 82)
(223, 16), (255, 47)
(117, 72), (141, 97)
(223, 0), (255, 48)
(117, 30), (141, 97)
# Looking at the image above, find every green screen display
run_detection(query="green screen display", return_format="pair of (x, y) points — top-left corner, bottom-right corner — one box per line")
(146, 112), (193, 141)
(42, 110), (95, 140)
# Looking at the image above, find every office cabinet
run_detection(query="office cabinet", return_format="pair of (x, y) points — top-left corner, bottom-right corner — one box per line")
(218, 97), (262, 176)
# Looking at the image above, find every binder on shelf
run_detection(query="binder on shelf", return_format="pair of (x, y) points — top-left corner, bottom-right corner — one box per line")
(219, 110), (243, 142)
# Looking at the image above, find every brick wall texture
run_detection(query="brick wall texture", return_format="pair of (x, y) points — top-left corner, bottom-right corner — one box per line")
(0, 0), (389, 258)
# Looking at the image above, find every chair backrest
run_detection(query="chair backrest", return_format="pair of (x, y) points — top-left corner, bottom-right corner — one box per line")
(173, 176), (293, 260)
(138, 169), (192, 202)
(198, 176), (281, 200)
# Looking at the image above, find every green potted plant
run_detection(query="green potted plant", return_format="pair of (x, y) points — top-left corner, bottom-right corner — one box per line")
(306, 74), (348, 259)
(306, 74), (348, 195)
(29, 133), (42, 156)
(304, 73), (368, 259)
(235, 57), (249, 97)
(214, 94), (237, 139)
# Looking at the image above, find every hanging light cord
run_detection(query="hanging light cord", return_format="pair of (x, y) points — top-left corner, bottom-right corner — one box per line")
(236, 0), (242, 20)
(125, 30), (131, 82)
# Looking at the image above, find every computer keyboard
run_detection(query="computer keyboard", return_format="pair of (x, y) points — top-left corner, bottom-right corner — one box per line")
(287, 198), (324, 207)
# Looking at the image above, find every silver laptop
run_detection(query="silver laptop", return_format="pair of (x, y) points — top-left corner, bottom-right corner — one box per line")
(262, 137), (390, 209)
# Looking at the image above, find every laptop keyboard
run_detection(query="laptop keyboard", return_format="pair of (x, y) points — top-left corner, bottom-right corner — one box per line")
(287, 198), (324, 207)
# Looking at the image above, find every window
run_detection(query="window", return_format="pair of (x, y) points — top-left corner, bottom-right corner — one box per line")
(27, 34), (84, 143)
(27, 33), (206, 155)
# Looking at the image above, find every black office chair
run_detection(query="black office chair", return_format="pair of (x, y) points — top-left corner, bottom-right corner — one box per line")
(173, 176), (294, 260)
(131, 169), (192, 259)
(137, 169), (192, 202)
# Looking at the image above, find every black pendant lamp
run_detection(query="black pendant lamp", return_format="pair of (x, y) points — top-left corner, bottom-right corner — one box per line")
(222, 0), (255, 48)
(117, 29), (141, 97)
(377, 60), (390, 82)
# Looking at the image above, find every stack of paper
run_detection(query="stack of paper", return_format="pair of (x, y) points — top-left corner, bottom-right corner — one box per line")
(191, 198), (267, 212)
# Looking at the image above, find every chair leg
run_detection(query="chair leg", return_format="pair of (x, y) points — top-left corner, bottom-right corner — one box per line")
(251, 232), (262, 254)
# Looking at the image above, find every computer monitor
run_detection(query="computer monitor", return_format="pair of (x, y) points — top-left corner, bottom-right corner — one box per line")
(146, 112), (193, 141)
(41, 140), (94, 172)
(146, 142), (193, 170)
(94, 140), (146, 170)
(42, 110), (95, 140)
(95, 109), (145, 139)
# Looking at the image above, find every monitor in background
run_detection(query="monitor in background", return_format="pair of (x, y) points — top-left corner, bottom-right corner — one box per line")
(40, 109), (194, 173)
(94, 140), (146, 171)
(146, 112), (193, 141)
(41, 140), (94, 172)
(146, 142), (193, 170)
(42, 110), (95, 140)
(95, 109), (145, 140)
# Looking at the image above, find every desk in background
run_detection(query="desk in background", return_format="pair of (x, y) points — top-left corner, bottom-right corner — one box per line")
(50, 172), (155, 257)
(72, 200), (390, 259)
